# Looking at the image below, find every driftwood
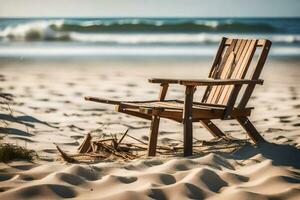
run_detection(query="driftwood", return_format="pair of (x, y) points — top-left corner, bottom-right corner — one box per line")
(68, 129), (139, 162)
(55, 144), (78, 163)
(77, 133), (92, 153)
(116, 129), (129, 148)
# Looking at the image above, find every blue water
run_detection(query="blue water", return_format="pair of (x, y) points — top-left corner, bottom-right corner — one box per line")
(0, 18), (299, 58)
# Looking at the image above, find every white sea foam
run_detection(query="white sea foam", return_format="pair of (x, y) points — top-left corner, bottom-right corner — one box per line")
(69, 33), (222, 44)
(0, 20), (66, 41)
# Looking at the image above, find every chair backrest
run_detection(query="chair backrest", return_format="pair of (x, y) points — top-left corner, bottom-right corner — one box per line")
(202, 37), (272, 109)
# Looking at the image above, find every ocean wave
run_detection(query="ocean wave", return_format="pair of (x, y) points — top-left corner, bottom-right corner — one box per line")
(0, 20), (70, 41)
(50, 20), (278, 33)
(0, 19), (300, 44)
(0, 19), (280, 41)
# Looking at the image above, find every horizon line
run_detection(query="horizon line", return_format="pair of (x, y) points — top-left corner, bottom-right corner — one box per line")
(1, 16), (300, 19)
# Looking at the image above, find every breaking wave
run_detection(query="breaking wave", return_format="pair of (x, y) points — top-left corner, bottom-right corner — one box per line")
(1, 18), (296, 44)
(0, 20), (70, 41)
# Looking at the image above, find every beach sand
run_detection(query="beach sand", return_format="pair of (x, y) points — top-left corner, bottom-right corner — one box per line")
(0, 58), (300, 199)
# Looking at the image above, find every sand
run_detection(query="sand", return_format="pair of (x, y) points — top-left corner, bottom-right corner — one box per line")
(0, 57), (300, 199)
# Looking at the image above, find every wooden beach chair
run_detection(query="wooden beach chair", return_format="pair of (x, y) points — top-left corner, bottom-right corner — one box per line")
(85, 37), (272, 157)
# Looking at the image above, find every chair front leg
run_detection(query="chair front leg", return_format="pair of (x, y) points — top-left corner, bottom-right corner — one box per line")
(147, 83), (169, 156)
(148, 114), (160, 156)
(183, 85), (195, 156)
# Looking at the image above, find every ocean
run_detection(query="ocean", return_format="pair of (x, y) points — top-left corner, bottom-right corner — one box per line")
(0, 17), (300, 58)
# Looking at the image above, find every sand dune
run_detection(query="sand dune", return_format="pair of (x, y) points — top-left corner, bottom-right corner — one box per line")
(0, 145), (300, 200)
(0, 58), (300, 199)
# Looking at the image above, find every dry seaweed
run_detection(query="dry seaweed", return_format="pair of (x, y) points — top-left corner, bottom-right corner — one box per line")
(56, 128), (250, 163)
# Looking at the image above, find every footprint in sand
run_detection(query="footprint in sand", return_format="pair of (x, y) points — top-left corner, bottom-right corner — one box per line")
(126, 83), (137, 87)
(38, 85), (46, 89)
(289, 86), (298, 100)
(105, 89), (116, 93)
(293, 104), (300, 109)
(274, 115), (293, 123)
(274, 135), (286, 140)
(66, 82), (75, 87)
(292, 123), (300, 127)
(265, 128), (288, 133)
(0, 75), (6, 82)
(280, 119), (292, 123)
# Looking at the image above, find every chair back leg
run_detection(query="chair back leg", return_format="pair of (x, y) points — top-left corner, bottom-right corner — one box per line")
(236, 117), (266, 143)
(200, 119), (226, 138)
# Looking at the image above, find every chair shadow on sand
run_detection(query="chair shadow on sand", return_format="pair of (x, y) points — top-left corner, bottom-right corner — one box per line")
(232, 141), (300, 169)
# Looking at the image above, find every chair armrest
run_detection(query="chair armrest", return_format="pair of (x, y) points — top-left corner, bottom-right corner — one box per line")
(148, 78), (180, 84)
(149, 78), (264, 86)
(178, 79), (264, 86)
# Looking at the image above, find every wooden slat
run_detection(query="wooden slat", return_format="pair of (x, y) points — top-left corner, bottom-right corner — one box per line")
(218, 40), (250, 104)
(213, 39), (248, 104)
(204, 39), (238, 103)
(121, 99), (252, 112)
(208, 37), (228, 77)
(203, 37), (230, 101)
(226, 40), (258, 105)
(179, 79), (263, 86)
(235, 40), (258, 79)
(86, 97), (161, 105)
(238, 40), (271, 108)
(139, 108), (182, 122)
(138, 104), (252, 121)
(210, 51), (236, 104)
(214, 39), (238, 78)
(226, 38), (265, 46)
(219, 39), (252, 104)
(209, 46), (229, 79)
(222, 40), (259, 115)
(175, 100), (227, 108)
(207, 39), (243, 104)
(228, 40), (249, 78)
(85, 97), (122, 105)
(116, 105), (152, 120)
(149, 78), (178, 84)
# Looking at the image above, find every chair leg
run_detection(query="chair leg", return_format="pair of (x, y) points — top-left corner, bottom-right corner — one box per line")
(200, 119), (226, 138)
(236, 117), (265, 144)
(183, 86), (194, 157)
(148, 115), (160, 156)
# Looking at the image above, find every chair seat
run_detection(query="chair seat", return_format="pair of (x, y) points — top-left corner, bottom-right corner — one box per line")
(122, 100), (222, 110)
(118, 100), (252, 122)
